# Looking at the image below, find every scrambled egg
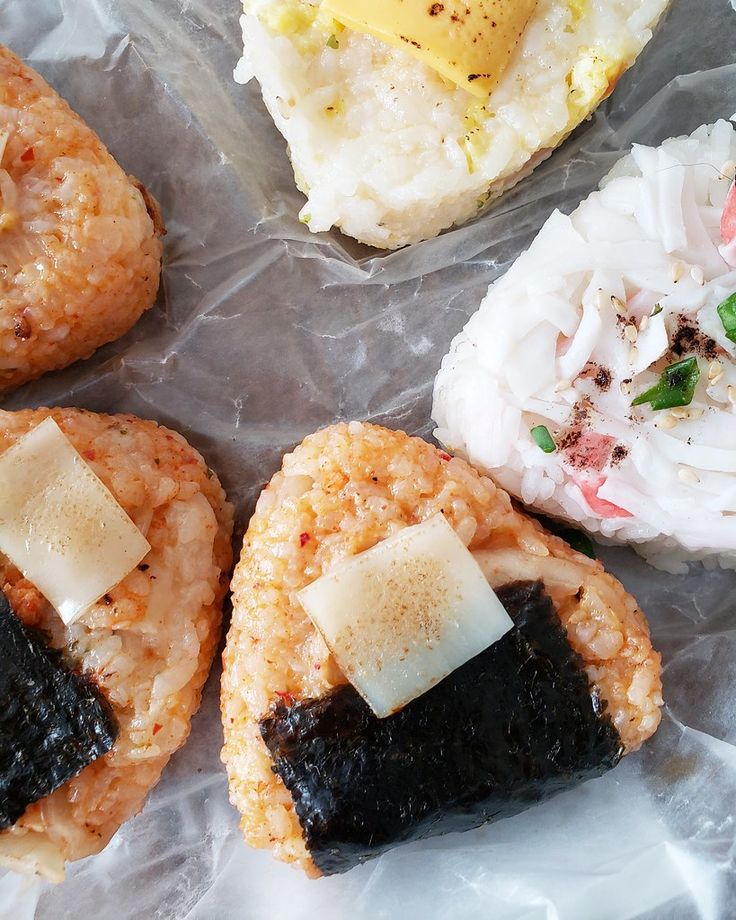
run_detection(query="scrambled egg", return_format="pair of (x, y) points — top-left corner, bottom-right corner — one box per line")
(567, 46), (627, 124)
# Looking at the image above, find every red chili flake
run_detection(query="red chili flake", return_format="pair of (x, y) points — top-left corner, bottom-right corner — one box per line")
(152, 723), (163, 736)
(20, 147), (34, 163)
(82, 449), (96, 461)
(299, 532), (311, 547)
(438, 451), (452, 461)
(12, 315), (31, 340)
(275, 690), (295, 707)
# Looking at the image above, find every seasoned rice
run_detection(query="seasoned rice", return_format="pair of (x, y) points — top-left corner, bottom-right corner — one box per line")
(0, 45), (163, 392)
(0, 407), (233, 882)
(221, 422), (662, 875)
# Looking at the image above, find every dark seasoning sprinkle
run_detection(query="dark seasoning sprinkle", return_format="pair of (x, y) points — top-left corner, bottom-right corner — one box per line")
(611, 445), (629, 465)
(670, 316), (721, 361)
(556, 404), (589, 453)
(580, 362), (612, 393)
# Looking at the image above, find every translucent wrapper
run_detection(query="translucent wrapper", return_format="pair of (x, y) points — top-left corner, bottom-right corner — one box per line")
(1, 0), (736, 916)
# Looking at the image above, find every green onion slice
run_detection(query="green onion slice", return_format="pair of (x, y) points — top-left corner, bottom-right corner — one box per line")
(631, 356), (700, 411)
(650, 303), (663, 317)
(531, 425), (556, 453)
(717, 293), (736, 344)
(326, 34), (339, 48)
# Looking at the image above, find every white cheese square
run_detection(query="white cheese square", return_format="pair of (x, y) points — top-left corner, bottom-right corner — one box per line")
(0, 418), (151, 625)
(297, 514), (513, 718)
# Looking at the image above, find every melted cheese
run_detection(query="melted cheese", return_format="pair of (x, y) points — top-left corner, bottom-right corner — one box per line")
(297, 514), (513, 717)
(320, 0), (538, 98)
(0, 418), (150, 625)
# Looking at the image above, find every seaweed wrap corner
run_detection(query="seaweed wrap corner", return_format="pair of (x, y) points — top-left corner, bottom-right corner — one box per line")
(221, 422), (663, 876)
(0, 591), (118, 831)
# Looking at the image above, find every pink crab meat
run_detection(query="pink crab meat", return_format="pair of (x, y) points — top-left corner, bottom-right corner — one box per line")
(577, 476), (633, 519)
(567, 431), (616, 472)
(722, 182), (736, 246)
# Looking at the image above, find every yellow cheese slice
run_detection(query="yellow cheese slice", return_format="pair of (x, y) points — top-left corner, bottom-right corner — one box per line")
(321, 0), (538, 98)
(297, 514), (513, 717)
(0, 418), (151, 625)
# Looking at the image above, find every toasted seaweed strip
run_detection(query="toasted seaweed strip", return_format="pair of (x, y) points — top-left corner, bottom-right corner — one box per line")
(0, 592), (118, 830)
(260, 580), (623, 875)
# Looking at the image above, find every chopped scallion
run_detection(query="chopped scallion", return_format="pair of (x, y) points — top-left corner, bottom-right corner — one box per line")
(531, 425), (556, 453)
(717, 292), (736, 344)
(631, 356), (700, 411)
(326, 34), (339, 49)
(650, 303), (663, 317)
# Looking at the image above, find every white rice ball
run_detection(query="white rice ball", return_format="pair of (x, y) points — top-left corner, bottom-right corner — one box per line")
(433, 120), (736, 573)
(237, 0), (669, 248)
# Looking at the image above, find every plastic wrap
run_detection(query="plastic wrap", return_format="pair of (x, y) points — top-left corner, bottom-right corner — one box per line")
(1, 0), (735, 916)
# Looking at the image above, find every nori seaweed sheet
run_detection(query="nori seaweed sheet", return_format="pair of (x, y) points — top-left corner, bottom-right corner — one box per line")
(260, 580), (624, 875)
(0, 591), (118, 830)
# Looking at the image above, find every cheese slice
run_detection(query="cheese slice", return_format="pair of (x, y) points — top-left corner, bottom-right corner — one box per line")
(0, 418), (151, 625)
(297, 513), (513, 717)
(320, 0), (537, 98)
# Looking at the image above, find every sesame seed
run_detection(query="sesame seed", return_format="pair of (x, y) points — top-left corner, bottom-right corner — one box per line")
(554, 379), (572, 393)
(678, 468), (700, 485)
(656, 414), (678, 430)
(722, 160), (736, 180)
(671, 261), (685, 283)
(670, 407), (704, 420)
(611, 295), (627, 313)
(624, 325), (638, 343)
(639, 314), (649, 332)
(711, 373), (724, 387)
(690, 265), (705, 286)
(708, 360), (723, 381)
(629, 345), (639, 364)
(595, 289), (608, 311)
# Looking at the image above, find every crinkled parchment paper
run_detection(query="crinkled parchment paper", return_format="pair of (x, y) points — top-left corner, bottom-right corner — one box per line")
(1, 0), (736, 916)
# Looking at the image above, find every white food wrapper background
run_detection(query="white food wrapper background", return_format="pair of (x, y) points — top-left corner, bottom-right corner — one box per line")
(0, 0), (735, 916)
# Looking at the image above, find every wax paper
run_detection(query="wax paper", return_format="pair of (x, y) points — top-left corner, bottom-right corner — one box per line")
(1, 0), (736, 916)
